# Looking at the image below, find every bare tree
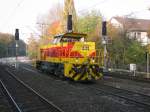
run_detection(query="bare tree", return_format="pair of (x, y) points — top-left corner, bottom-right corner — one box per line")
(37, 3), (63, 38)
(62, 0), (77, 32)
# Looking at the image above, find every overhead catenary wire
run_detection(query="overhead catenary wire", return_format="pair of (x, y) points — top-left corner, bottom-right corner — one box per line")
(77, 0), (149, 19)
(25, 25), (41, 37)
(0, 0), (25, 31)
(78, 0), (109, 14)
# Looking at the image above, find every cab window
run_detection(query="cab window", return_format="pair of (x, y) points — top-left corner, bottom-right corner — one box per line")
(60, 36), (83, 42)
(80, 37), (85, 42)
(52, 37), (61, 44)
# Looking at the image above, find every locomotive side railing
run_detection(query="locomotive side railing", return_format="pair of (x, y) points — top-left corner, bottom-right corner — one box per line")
(95, 49), (104, 66)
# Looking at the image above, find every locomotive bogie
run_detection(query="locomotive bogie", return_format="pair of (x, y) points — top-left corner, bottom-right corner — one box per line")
(36, 60), (102, 81)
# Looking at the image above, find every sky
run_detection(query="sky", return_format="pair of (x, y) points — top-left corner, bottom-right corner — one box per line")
(0, 0), (150, 42)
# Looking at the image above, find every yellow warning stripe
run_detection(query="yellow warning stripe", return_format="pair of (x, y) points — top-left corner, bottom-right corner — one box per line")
(68, 64), (103, 81)
(89, 68), (95, 79)
(74, 74), (82, 81)
(69, 70), (76, 78)
(81, 75), (87, 80)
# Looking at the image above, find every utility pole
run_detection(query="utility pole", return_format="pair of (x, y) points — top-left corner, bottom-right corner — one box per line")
(36, 22), (50, 37)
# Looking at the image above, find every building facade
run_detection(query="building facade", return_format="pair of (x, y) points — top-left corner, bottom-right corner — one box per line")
(110, 17), (150, 45)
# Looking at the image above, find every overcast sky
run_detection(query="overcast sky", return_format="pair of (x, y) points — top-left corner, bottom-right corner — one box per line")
(0, 0), (150, 42)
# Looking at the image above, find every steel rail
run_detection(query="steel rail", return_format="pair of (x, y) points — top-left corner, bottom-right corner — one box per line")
(89, 85), (150, 109)
(0, 79), (22, 112)
(104, 72), (150, 83)
(6, 69), (64, 112)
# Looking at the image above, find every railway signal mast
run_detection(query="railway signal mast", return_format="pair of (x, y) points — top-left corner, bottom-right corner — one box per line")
(15, 29), (19, 69)
(67, 15), (73, 33)
(63, 0), (77, 32)
(102, 18), (107, 72)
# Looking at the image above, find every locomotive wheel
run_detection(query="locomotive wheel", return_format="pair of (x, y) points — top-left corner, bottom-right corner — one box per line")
(53, 63), (64, 79)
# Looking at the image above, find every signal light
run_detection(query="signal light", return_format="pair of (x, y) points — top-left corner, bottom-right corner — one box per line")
(102, 21), (107, 36)
(67, 15), (73, 32)
(15, 29), (19, 40)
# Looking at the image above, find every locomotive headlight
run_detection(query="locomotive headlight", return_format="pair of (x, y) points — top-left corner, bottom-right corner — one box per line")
(92, 59), (95, 63)
(75, 58), (78, 62)
(91, 58), (95, 63)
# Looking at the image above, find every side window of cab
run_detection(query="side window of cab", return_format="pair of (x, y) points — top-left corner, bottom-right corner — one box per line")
(80, 37), (85, 42)
(52, 36), (61, 44)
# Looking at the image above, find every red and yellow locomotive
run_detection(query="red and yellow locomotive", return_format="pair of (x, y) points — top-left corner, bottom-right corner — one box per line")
(36, 32), (102, 81)
(36, 15), (103, 81)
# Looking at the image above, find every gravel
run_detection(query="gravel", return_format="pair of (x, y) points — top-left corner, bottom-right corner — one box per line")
(6, 64), (150, 112)
(102, 76), (150, 96)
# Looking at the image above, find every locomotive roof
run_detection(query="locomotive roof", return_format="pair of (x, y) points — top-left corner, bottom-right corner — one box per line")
(55, 32), (87, 38)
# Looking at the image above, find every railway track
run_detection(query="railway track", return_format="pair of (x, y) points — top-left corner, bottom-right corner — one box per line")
(0, 79), (16, 112)
(7, 63), (150, 111)
(0, 66), (64, 112)
(89, 84), (150, 110)
(17, 64), (150, 108)
(104, 72), (150, 83)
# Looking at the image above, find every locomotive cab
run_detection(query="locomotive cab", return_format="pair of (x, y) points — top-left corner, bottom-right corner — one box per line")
(52, 33), (85, 44)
